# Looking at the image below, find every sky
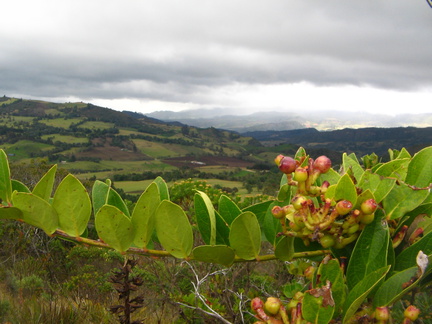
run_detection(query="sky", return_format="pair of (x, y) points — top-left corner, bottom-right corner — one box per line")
(1, 0), (432, 117)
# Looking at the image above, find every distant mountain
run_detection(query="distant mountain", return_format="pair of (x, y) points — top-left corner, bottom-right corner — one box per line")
(244, 127), (432, 157)
(147, 109), (432, 132)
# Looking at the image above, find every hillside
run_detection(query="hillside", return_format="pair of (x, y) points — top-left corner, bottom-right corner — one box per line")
(0, 97), (266, 180)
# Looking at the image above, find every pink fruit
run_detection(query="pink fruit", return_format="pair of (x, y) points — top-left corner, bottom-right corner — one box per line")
(313, 156), (332, 173)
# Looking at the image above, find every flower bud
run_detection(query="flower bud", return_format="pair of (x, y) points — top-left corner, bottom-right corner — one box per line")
(360, 213), (375, 225)
(335, 200), (353, 216)
(292, 195), (307, 210)
(278, 156), (297, 174)
(404, 305), (420, 321)
(313, 156), (332, 173)
(361, 199), (378, 215)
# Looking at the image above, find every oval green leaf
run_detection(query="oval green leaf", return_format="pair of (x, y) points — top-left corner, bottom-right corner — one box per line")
(194, 190), (216, 245)
(218, 194), (241, 226)
(346, 210), (389, 290)
(335, 173), (358, 206)
(192, 245), (235, 267)
(0, 206), (23, 220)
(405, 146), (432, 188)
(53, 174), (91, 237)
(12, 192), (58, 235)
(229, 211), (261, 260)
(274, 235), (295, 261)
(131, 182), (160, 248)
(95, 205), (134, 253)
(155, 200), (193, 259)
(32, 164), (57, 202)
(0, 149), (12, 204)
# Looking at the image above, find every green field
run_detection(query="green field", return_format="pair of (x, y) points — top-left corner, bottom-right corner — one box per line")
(2, 140), (54, 160)
(41, 134), (89, 144)
(79, 121), (115, 130)
(39, 118), (83, 128)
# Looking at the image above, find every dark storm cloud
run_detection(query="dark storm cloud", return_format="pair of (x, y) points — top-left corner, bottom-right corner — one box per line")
(1, 0), (431, 107)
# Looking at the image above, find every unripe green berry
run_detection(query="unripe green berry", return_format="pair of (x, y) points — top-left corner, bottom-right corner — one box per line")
(292, 195), (307, 210)
(361, 199), (378, 215)
(271, 206), (285, 219)
(313, 156), (332, 173)
(294, 167), (308, 182)
(264, 297), (282, 315)
(335, 200), (353, 216)
(346, 223), (360, 235)
(278, 156), (297, 174)
(320, 235), (336, 248)
(404, 305), (420, 321)
(374, 306), (389, 321)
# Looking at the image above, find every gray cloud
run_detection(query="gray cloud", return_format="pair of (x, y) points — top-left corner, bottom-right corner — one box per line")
(1, 0), (432, 111)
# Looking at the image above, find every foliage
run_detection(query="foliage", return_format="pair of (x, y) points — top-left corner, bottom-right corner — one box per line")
(0, 146), (432, 323)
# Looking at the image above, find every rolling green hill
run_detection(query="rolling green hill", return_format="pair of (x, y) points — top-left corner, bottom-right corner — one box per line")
(0, 96), (273, 182)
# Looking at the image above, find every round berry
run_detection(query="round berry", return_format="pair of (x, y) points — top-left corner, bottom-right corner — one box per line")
(278, 156), (297, 174)
(320, 235), (336, 248)
(264, 297), (281, 315)
(251, 297), (264, 313)
(335, 200), (353, 216)
(361, 199), (378, 215)
(294, 167), (308, 182)
(404, 305), (420, 321)
(313, 156), (332, 173)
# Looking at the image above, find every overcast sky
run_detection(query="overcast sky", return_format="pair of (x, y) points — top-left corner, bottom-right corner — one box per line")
(1, 1), (432, 116)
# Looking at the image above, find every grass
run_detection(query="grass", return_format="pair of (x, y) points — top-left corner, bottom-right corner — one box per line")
(2, 140), (55, 160)
(78, 121), (115, 130)
(39, 118), (84, 128)
(41, 134), (89, 144)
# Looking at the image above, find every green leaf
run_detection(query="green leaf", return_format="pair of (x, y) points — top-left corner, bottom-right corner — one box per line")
(218, 194), (241, 226)
(229, 211), (261, 260)
(262, 201), (283, 245)
(335, 173), (358, 206)
(153, 176), (169, 201)
(0, 206), (22, 220)
(32, 164), (57, 202)
(320, 168), (341, 186)
(346, 210), (389, 290)
(131, 182), (160, 248)
(383, 185), (428, 220)
(194, 191), (216, 245)
(92, 180), (110, 216)
(192, 245), (235, 267)
(342, 266), (390, 324)
(405, 146), (432, 188)
(274, 235), (295, 261)
(358, 170), (396, 203)
(342, 153), (364, 182)
(107, 188), (130, 217)
(53, 174), (91, 237)
(316, 259), (346, 313)
(243, 199), (274, 226)
(11, 180), (30, 193)
(155, 200), (193, 259)
(95, 205), (134, 253)
(12, 192), (58, 235)
(0, 149), (12, 204)
(374, 158), (410, 181)
(395, 231), (432, 271)
(215, 210), (230, 245)
(373, 266), (421, 307)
